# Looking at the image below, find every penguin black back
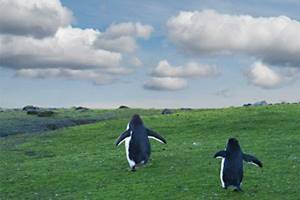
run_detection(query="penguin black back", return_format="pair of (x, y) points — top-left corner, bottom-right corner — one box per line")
(223, 138), (244, 190)
(129, 115), (151, 165)
(130, 114), (143, 128)
(214, 138), (262, 191)
(226, 138), (241, 153)
(115, 114), (167, 171)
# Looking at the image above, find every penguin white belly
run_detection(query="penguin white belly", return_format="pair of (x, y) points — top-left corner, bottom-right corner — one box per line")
(125, 137), (135, 168)
(220, 158), (225, 188)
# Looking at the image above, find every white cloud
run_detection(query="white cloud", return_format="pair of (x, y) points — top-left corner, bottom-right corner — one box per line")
(15, 68), (115, 85)
(95, 35), (138, 53)
(246, 61), (282, 89)
(167, 10), (300, 67)
(143, 77), (187, 91)
(151, 60), (219, 78)
(105, 22), (153, 39)
(0, 26), (121, 70)
(94, 22), (153, 53)
(0, 0), (153, 84)
(144, 59), (219, 91)
(0, 0), (72, 38)
(129, 57), (143, 67)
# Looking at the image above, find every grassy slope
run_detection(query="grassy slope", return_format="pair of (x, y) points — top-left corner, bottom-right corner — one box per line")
(1, 105), (300, 199)
(0, 108), (161, 136)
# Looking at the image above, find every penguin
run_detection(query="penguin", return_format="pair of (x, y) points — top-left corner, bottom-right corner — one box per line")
(214, 138), (262, 191)
(115, 114), (167, 171)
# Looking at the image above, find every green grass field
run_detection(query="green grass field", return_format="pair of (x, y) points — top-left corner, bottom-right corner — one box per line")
(1, 105), (300, 199)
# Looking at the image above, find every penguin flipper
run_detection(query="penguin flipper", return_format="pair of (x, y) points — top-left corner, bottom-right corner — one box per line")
(214, 150), (227, 159)
(115, 130), (130, 146)
(243, 153), (263, 168)
(147, 128), (167, 144)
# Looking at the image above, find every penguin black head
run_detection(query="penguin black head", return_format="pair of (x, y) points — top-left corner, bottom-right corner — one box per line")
(130, 114), (143, 128)
(226, 138), (241, 152)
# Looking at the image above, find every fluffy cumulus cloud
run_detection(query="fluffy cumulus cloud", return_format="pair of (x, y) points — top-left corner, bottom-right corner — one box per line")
(167, 10), (300, 66)
(105, 22), (153, 39)
(167, 9), (300, 88)
(0, 27), (121, 70)
(94, 22), (153, 53)
(245, 62), (283, 89)
(0, 0), (153, 84)
(144, 60), (219, 91)
(16, 68), (117, 85)
(143, 77), (187, 91)
(151, 60), (219, 78)
(0, 0), (72, 38)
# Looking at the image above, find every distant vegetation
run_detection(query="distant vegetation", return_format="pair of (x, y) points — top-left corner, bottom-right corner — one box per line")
(0, 107), (161, 137)
(1, 104), (300, 199)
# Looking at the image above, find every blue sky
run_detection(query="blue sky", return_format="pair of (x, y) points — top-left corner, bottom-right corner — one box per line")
(0, 0), (300, 108)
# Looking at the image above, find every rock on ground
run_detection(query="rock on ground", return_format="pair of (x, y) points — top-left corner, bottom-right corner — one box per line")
(161, 109), (173, 115)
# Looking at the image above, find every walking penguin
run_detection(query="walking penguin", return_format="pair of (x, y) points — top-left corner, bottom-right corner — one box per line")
(115, 114), (167, 171)
(214, 138), (262, 191)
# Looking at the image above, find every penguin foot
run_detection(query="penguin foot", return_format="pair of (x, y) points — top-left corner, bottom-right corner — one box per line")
(131, 166), (136, 172)
(233, 187), (243, 192)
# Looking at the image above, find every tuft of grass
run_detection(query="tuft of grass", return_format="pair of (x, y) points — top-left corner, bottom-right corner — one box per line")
(1, 104), (300, 199)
